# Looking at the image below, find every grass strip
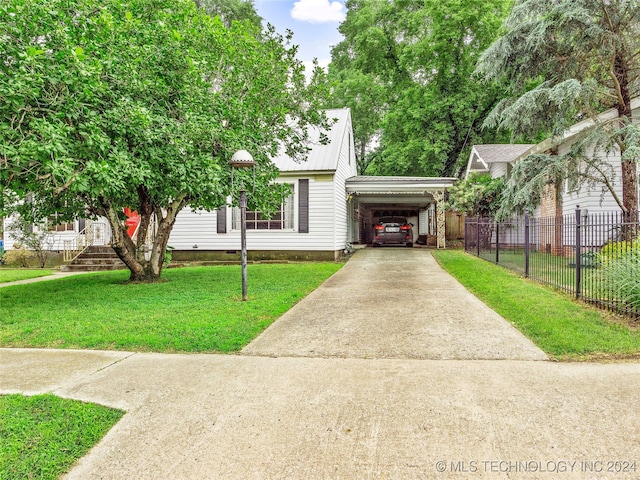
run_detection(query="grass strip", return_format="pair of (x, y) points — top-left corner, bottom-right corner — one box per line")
(0, 269), (54, 283)
(0, 263), (342, 352)
(432, 250), (640, 361)
(0, 394), (124, 480)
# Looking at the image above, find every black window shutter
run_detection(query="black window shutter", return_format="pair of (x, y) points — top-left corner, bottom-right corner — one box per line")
(78, 219), (86, 232)
(217, 207), (227, 234)
(299, 179), (309, 233)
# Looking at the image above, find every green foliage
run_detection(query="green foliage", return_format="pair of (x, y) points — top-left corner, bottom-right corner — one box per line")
(599, 238), (640, 264)
(598, 250), (640, 310)
(329, 0), (512, 177)
(0, 394), (124, 480)
(0, 263), (343, 352)
(445, 174), (505, 217)
(7, 217), (53, 267)
(598, 238), (640, 310)
(0, 0), (332, 281)
(478, 0), (640, 217)
(432, 249), (640, 360)
(1, 249), (35, 268)
(194, 0), (262, 28)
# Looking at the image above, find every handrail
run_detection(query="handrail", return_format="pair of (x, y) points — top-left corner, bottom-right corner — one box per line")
(63, 221), (109, 262)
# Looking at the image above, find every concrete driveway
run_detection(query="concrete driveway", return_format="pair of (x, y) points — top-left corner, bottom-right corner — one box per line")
(1, 248), (639, 479)
(243, 248), (547, 360)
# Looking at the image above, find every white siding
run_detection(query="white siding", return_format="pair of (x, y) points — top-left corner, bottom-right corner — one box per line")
(2, 217), (81, 251)
(170, 175), (339, 251)
(561, 104), (639, 216)
(489, 162), (507, 179)
(331, 115), (358, 250)
(560, 144), (625, 216)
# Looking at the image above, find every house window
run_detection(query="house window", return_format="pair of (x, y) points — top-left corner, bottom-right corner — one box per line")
(48, 214), (74, 232)
(232, 185), (294, 230)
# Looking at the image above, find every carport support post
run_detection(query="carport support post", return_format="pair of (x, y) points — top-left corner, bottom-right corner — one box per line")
(434, 191), (446, 249)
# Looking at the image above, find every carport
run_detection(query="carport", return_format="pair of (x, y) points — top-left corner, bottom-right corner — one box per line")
(345, 176), (456, 248)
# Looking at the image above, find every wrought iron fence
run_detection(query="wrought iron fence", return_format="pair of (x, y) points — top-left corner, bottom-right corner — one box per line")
(465, 208), (639, 320)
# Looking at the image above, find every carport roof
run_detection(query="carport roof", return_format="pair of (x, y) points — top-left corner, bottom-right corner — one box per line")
(346, 176), (456, 206)
(346, 176), (456, 192)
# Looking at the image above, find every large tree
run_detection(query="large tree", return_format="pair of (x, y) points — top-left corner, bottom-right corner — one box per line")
(0, 0), (331, 281)
(329, 0), (512, 177)
(477, 0), (640, 219)
(194, 0), (262, 28)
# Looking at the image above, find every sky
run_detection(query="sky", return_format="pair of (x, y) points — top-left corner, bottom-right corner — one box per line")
(254, 0), (345, 73)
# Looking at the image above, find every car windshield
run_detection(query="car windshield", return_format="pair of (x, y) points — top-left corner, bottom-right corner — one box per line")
(378, 217), (407, 225)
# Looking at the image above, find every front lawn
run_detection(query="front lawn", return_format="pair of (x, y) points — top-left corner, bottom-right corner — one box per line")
(0, 394), (124, 480)
(0, 269), (54, 284)
(0, 263), (342, 352)
(432, 250), (640, 361)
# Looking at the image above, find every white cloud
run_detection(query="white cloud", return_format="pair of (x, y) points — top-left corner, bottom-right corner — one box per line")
(291, 0), (345, 24)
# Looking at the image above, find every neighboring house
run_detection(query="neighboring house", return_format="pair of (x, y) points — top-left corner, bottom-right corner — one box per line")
(470, 97), (640, 218)
(2, 108), (457, 262)
(465, 144), (534, 180)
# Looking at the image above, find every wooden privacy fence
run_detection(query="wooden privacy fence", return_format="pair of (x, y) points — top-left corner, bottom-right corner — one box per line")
(445, 212), (465, 240)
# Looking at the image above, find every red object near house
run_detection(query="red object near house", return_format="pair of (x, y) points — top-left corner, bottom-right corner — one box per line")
(124, 208), (141, 239)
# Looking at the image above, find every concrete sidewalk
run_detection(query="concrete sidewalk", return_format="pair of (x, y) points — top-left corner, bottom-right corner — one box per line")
(1, 249), (639, 479)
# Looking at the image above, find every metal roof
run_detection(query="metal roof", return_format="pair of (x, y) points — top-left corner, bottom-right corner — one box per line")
(270, 108), (352, 172)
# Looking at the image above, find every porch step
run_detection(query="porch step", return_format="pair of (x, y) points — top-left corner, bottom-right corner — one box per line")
(61, 246), (126, 272)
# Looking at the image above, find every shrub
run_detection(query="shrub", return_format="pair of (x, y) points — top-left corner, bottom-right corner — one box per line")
(598, 250), (640, 310)
(2, 249), (36, 268)
(598, 237), (640, 264)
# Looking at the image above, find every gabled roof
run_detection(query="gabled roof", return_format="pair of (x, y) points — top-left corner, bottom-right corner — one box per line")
(466, 144), (534, 177)
(467, 96), (640, 176)
(270, 108), (352, 173)
(511, 96), (640, 163)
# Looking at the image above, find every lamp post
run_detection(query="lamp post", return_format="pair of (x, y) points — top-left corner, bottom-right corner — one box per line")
(229, 150), (255, 301)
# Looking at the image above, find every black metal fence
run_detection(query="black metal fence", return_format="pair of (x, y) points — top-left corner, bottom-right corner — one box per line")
(465, 208), (639, 320)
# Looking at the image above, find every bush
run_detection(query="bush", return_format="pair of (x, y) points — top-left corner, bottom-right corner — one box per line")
(2, 249), (36, 268)
(599, 237), (640, 264)
(598, 250), (640, 310)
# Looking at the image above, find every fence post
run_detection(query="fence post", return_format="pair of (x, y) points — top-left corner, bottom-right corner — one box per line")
(495, 221), (500, 264)
(524, 213), (530, 278)
(476, 217), (480, 257)
(575, 206), (581, 299)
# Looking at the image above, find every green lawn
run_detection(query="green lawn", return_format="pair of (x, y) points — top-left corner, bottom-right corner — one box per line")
(0, 394), (124, 480)
(0, 263), (342, 352)
(0, 269), (54, 283)
(432, 249), (640, 361)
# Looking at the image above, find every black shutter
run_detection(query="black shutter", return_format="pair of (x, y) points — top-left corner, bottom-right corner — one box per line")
(299, 179), (309, 233)
(78, 218), (86, 232)
(217, 207), (227, 234)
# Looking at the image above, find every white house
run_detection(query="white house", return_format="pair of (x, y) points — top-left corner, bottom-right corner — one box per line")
(3, 108), (457, 263)
(465, 144), (534, 180)
(467, 98), (640, 218)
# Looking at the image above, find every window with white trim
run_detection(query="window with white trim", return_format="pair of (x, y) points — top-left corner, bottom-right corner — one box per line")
(232, 184), (295, 230)
(48, 213), (74, 232)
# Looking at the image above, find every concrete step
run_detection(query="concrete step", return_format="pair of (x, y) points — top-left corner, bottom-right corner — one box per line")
(71, 258), (126, 266)
(60, 264), (127, 272)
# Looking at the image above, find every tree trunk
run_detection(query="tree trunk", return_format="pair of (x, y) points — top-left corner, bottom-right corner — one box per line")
(613, 51), (638, 229)
(97, 194), (187, 282)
